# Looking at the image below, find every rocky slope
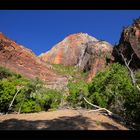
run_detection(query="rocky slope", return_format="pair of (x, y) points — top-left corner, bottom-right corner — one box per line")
(39, 33), (114, 82)
(0, 33), (68, 90)
(113, 18), (140, 69)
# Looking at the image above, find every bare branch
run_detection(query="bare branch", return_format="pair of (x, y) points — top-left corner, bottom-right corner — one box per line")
(128, 53), (134, 66)
(7, 86), (24, 114)
(115, 47), (140, 92)
(137, 85), (140, 91)
(7, 89), (20, 114)
(83, 97), (113, 115)
(120, 52), (136, 85)
(83, 97), (125, 122)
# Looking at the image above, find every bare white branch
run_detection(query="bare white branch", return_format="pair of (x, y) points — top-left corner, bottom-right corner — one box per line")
(83, 97), (113, 115)
(115, 47), (140, 92)
(128, 53), (134, 66)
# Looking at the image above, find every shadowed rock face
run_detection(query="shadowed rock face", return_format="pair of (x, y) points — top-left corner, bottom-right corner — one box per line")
(39, 33), (114, 82)
(0, 33), (68, 90)
(113, 18), (140, 69)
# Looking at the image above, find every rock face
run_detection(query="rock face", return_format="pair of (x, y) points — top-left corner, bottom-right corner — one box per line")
(0, 32), (68, 90)
(39, 33), (114, 82)
(113, 18), (140, 69)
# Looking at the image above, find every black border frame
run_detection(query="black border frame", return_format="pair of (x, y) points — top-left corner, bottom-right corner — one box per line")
(0, 0), (140, 9)
(0, 0), (140, 140)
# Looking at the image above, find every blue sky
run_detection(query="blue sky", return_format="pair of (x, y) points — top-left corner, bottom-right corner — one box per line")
(0, 10), (140, 56)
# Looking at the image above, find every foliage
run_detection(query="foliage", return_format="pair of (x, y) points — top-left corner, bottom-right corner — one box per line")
(0, 67), (13, 79)
(125, 70), (140, 123)
(0, 79), (17, 112)
(51, 64), (88, 80)
(14, 78), (62, 113)
(19, 99), (42, 113)
(67, 80), (89, 108)
(88, 63), (140, 124)
(52, 64), (77, 76)
(124, 88), (140, 123)
(1, 63), (140, 128)
(0, 66), (63, 113)
(135, 70), (140, 85)
(31, 88), (62, 111)
(0, 67), (31, 113)
(13, 78), (43, 113)
(0, 67), (33, 113)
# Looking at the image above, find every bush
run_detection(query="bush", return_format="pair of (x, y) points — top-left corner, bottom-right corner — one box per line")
(124, 88), (140, 123)
(33, 89), (62, 111)
(20, 99), (42, 113)
(88, 63), (140, 124)
(0, 67), (13, 79)
(67, 80), (89, 108)
(0, 79), (17, 112)
(13, 78), (44, 113)
(51, 64), (78, 76)
(0, 67), (63, 113)
(135, 70), (140, 86)
(14, 86), (63, 113)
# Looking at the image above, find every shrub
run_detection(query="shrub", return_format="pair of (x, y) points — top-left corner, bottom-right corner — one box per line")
(13, 78), (44, 113)
(0, 67), (31, 113)
(0, 79), (17, 112)
(20, 99), (42, 113)
(0, 67), (13, 79)
(67, 80), (89, 108)
(33, 89), (62, 111)
(14, 86), (63, 113)
(124, 88), (140, 123)
(135, 70), (140, 86)
(88, 63), (140, 125)
(0, 67), (63, 113)
(52, 64), (78, 76)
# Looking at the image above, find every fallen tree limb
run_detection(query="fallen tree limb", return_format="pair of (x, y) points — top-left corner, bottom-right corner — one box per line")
(87, 108), (112, 113)
(83, 97), (113, 115)
(83, 97), (125, 122)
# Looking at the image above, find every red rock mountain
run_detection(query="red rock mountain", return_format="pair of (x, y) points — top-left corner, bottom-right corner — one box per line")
(113, 18), (140, 69)
(39, 33), (114, 82)
(0, 32), (68, 89)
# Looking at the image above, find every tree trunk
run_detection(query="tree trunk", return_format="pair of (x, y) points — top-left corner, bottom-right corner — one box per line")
(7, 89), (20, 114)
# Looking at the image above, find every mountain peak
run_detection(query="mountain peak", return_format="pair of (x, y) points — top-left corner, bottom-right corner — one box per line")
(64, 32), (98, 43)
(39, 33), (113, 82)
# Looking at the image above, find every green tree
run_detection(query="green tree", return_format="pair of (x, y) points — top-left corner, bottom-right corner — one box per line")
(32, 88), (62, 111)
(0, 79), (16, 112)
(67, 80), (89, 108)
(14, 78), (43, 113)
(88, 63), (137, 120)
(20, 99), (42, 113)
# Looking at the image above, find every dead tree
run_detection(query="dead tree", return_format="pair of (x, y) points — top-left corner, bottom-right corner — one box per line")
(115, 46), (140, 92)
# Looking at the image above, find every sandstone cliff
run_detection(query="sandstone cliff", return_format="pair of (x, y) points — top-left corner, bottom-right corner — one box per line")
(39, 33), (114, 82)
(113, 18), (140, 69)
(0, 33), (68, 90)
